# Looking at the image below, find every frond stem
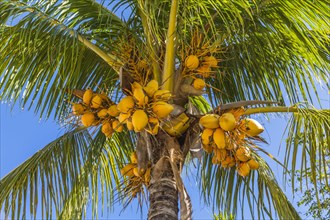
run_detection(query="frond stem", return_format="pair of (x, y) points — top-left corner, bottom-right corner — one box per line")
(162, 0), (179, 91)
(244, 106), (299, 115)
(15, 2), (122, 73)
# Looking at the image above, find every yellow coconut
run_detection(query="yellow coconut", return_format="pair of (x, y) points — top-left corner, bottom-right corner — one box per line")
(143, 80), (159, 97)
(215, 149), (227, 162)
(221, 156), (236, 168)
(132, 110), (149, 132)
(83, 89), (93, 105)
(193, 78), (206, 90)
(203, 56), (218, 67)
(97, 109), (109, 119)
(146, 117), (160, 135)
(101, 121), (113, 137)
(81, 112), (95, 127)
(90, 95), (103, 109)
(199, 114), (220, 129)
(212, 155), (219, 164)
(126, 119), (134, 131)
(117, 96), (135, 113)
(131, 82), (143, 92)
(118, 112), (130, 124)
(133, 87), (149, 107)
(153, 90), (172, 101)
(213, 128), (226, 149)
(112, 120), (123, 132)
(237, 162), (251, 177)
(219, 112), (236, 131)
(120, 163), (136, 177)
(108, 105), (120, 117)
(240, 118), (264, 136)
(133, 167), (142, 177)
(202, 143), (213, 153)
(247, 159), (259, 170)
(197, 65), (211, 76)
(152, 101), (174, 118)
(201, 128), (214, 145)
(185, 55), (199, 69)
(130, 152), (138, 163)
(235, 147), (251, 162)
(72, 103), (85, 115)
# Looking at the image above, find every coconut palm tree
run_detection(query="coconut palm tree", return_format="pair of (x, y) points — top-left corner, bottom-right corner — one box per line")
(0, 0), (329, 219)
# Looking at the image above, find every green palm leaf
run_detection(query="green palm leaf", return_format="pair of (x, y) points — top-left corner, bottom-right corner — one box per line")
(0, 127), (91, 219)
(197, 153), (300, 219)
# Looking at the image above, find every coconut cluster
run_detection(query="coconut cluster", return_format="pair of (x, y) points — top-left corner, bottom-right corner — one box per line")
(120, 152), (151, 197)
(199, 108), (264, 177)
(72, 89), (123, 137)
(117, 80), (174, 134)
(184, 54), (220, 92)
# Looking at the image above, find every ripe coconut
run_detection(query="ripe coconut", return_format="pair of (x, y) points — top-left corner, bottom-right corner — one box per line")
(91, 95), (103, 109)
(201, 128), (214, 145)
(185, 55), (199, 69)
(83, 89), (93, 105)
(219, 112), (236, 131)
(235, 147), (251, 162)
(215, 149), (227, 162)
(126, 119), (134, 131)
(133, 87), (149, 107)
(247, 159), (259, 170)
(107, 105), (120, 117)
(213, 128), (226, 149)
(101, 121), (113, 137)
(203, 56), (218, 67)
(221, 156), (236, 168)
(152, 101), (174, 118)
(131, 82), (143, 92)
(146, 117), (160, 135)
(237, 162), (251, 177)
(199, 114), (220, 129)
(81, 112), (95, 127)
(120, 163), (135, 177)
(143, 80), (159, 97)
(202, 143), (213, 153)
(118, 112), (130, 124)
(197, 65), (211, 76)
(193, 78), (206, 90)
(117, 96), (135, 113)
(97, 109), (108, 118)
(132, 110), (149, 132)
(72, 103), (85, 115)
(112, 120), (123, 132)
(153, 90), (172, 101)
(240, 118), (264, 136)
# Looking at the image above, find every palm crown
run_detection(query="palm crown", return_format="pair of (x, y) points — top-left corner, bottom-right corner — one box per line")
(0, 0), (329, 219)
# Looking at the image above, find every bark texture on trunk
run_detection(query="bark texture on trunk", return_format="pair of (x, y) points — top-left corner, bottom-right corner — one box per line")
(148, 177), (178, 220)
(147, 132), (179, 220)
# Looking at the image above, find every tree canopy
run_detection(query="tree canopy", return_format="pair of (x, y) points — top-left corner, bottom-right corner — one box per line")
(0, 0), (329, 219)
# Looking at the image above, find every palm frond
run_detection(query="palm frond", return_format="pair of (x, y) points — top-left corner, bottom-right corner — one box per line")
(0, 127), (91, 219)
(197, 153), (300, 219)
(177, 0), (329, 107)
(0, 0), (124, 120)
(283, 104), (329, 195)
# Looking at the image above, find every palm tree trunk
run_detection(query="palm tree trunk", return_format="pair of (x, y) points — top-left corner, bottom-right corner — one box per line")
(148, 175), (178, 220)
(147, 132), (179, 220)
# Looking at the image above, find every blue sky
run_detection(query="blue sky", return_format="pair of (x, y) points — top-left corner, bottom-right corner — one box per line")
(2, 93), (328, 219)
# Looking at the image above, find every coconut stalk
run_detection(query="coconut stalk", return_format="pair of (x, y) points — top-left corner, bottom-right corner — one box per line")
(162, 0), (179, 92)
